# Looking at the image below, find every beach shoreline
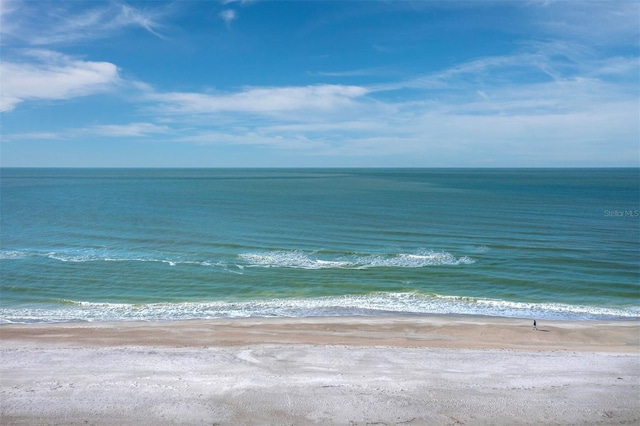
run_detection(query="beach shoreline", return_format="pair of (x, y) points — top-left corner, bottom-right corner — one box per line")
(2, 316), (639, 425)
(2, 315), (638, 351)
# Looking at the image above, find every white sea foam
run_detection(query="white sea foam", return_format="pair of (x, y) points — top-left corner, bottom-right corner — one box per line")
(239, 251), (351, 269)
(1, 292), (637, 323)
(3, 247), (474, 270)
(0, 250), (30, 260)
(0, 248), (232, 270)
(239, 249), (474, 269)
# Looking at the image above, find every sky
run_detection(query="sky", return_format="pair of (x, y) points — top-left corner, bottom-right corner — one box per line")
(1, 0), (638, 167)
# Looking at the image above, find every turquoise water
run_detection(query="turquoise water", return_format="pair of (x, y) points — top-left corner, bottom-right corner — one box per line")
(1, 168), (638, 322)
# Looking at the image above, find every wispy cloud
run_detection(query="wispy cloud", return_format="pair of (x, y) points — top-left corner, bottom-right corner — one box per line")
(116, 3), (166, 39)
(1, 131), (65, 142)
(314, 66), (394, 78)
(221, 0), (257, 5)
(2, 122), (169, 142)
(0, 50), (120, 112)
(0, 0), (168, 46)
(372, 39), (638, 103)
(533, 1), (640, 46)
(173, 131), (329, 151)
(87, 122), (169, 137)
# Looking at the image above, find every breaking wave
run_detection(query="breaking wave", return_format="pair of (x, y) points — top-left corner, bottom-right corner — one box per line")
(239, 250), (475, 269)
(1, 248), (474, 270)
(1, 292), (637, 324)
(0, 250), (31, 260)
(0, 248), (226, 268)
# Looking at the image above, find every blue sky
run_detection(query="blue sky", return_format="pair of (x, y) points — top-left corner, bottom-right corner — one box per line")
(1, 0), (638, 167)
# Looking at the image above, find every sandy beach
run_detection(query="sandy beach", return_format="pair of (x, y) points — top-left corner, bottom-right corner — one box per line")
(1, 316), (638, 425)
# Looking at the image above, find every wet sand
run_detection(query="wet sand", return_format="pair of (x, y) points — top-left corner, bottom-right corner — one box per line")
(1, 316), (639, 425)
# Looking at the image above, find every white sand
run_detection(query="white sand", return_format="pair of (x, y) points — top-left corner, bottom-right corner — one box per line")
(1, 317), (639, 425)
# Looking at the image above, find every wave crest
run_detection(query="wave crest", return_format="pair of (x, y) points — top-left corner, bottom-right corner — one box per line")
(239, 250), (474, 269)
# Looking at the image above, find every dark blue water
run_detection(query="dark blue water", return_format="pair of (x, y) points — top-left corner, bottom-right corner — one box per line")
(1, 168), (638, 322)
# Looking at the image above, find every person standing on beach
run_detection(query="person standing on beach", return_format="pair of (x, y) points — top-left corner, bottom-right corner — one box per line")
(533, 320), (537, 330)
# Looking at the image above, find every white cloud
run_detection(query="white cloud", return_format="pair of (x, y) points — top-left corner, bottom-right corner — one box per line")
(373, 37), (637, 102)
(1, 131), (65, 142)
(534, 1), (640, 47)
(169, 60), (636, 165)
(222, 0), (257, 5)
(4, 39), (634, 166)
(0, 50), (120, 112)
(591, 57), (640, 78)
(88, 122), (169, 137)
(0, 0), (21, 43)
(1, 122), (170, 144)
(173, 131), (328, 151)
(219, 9), (237, 25)
(147, 84), (369, 116)
(128, 41), (636, 166)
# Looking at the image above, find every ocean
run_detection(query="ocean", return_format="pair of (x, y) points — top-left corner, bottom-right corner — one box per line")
(1, 168), (638, 323)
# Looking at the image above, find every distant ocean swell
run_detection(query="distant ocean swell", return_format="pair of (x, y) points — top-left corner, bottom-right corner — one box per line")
(1, 292), (637, 324)
(0, 248), (475, 270)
